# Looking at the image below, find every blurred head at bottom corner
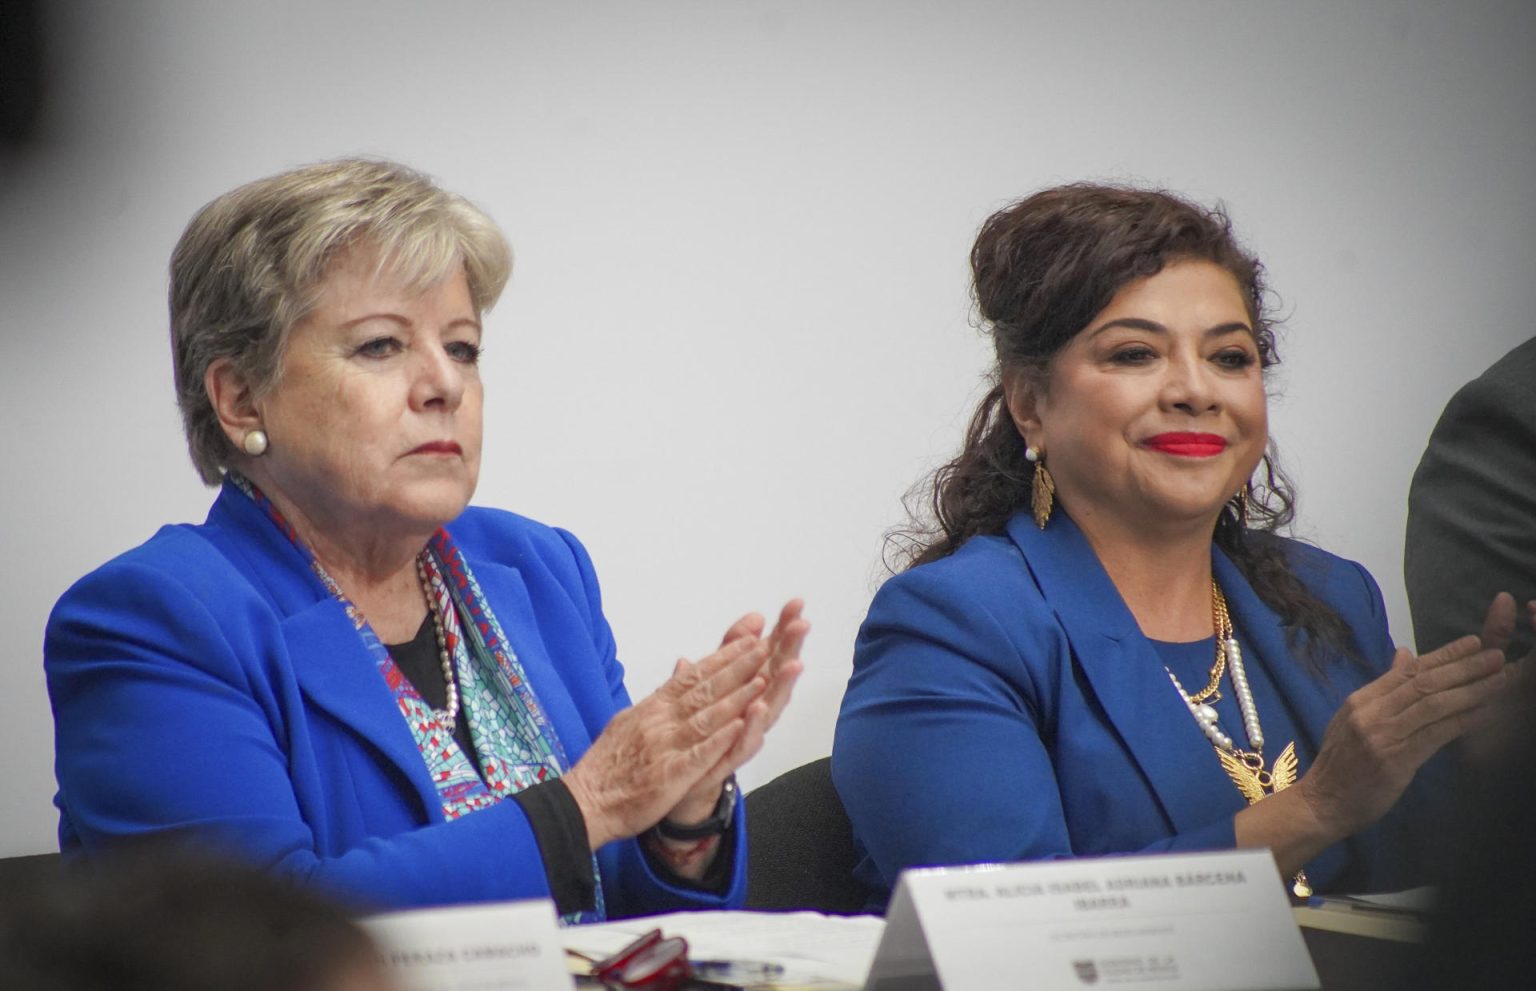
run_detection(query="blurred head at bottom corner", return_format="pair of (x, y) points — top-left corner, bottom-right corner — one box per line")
(0, 848), (397, 991)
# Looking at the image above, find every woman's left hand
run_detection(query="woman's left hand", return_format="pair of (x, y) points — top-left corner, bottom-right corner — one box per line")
(659, 599), (808, 828)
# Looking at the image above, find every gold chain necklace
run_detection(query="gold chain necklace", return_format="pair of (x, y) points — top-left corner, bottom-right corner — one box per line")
(1184, 586), (1229, 704)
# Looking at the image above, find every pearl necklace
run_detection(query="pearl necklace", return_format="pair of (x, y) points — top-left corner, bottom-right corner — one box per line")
(416, 553), (460, 733)
(1164, 582), (1311, 898)
(1165, 583), (1262, 753)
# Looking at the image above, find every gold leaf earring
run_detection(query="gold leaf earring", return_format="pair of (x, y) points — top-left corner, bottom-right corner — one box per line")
(1232, 485), (1250, 527)
(1025, 445), (1054, 529)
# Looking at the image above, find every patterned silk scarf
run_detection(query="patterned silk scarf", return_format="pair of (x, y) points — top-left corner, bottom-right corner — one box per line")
(230, 475), (605, 922)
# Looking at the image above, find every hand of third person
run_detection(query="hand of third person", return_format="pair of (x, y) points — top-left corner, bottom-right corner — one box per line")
(1464, 591), (1536, 762)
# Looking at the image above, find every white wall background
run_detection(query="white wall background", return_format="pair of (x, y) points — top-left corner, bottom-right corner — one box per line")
(1, 1), (1532, 856)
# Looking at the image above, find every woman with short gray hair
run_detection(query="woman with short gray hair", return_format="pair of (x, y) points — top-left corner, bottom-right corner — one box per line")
(46, 158), (806, 918)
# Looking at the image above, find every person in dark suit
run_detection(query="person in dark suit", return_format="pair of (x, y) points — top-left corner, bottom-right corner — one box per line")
(1416, 669), (1536, 989)
(1405, 340), (1536, 987)
(1406, 337), (1536, 657)
(46, 158), (807, 917)
(833, 184), (1512, 908)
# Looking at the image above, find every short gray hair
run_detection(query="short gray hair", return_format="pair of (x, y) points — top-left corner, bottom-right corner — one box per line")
(169, 157), (512, 484)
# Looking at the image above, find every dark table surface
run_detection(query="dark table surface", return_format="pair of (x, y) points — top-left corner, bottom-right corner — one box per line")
(1303, 926), (1422, 991)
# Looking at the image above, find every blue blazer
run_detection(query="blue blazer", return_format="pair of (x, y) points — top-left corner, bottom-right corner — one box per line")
(46, 483), (746, 915)
(833, 511), (1438, 906)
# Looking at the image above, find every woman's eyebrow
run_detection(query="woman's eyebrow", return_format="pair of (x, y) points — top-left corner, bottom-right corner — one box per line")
(1086, 317), (1253, 339)
(338, 312), (482, 332)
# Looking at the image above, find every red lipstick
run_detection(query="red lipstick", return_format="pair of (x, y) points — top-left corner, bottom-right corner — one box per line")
(1143, 432), (1227, 457)
(410, 441), (462, 456)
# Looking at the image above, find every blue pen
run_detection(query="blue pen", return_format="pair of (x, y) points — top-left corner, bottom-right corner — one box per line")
(692, 958), (786, 983)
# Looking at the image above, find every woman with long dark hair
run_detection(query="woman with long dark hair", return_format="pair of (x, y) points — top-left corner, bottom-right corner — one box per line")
(833, 183), (1515, 907)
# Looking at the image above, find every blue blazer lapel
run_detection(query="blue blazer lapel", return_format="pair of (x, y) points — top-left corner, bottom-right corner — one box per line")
(204, 483), (330, 617)
(282, 601), (443, 820)
(206, 483), (444, 820)
(1005, 513), (1242, 835)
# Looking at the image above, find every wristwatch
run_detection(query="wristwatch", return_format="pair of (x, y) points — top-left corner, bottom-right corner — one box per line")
(654, 775), (738, 841)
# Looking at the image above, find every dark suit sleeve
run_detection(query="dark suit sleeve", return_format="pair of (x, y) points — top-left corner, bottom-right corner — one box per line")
(1406, 339), (1536, 655)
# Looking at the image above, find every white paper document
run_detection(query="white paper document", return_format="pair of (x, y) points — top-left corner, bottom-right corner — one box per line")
(1311, 886), (1434, 914)
(563, 909), (884, 990)
(362, 899), (573, 991)
(1292, 885), (1434, 943)
(870, 849), (1319, 991)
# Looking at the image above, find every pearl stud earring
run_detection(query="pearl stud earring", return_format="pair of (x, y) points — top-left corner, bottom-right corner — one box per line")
(243, 430), (269, 456)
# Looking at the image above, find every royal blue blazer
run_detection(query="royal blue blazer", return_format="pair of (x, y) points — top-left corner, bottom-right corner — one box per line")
(46, 483), (747, 914)
(833, 511), (1440, 907)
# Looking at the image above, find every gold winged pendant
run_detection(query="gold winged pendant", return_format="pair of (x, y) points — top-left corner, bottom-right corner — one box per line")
(1216, 741), (1310, 897)
(1270, 742), (1300, 792)
(1217, 741), (1300, 805)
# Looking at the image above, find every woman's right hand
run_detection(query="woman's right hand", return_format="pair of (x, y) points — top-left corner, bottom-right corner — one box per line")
(562, 634), (770, 851)
(1294, 633), (1510, 839)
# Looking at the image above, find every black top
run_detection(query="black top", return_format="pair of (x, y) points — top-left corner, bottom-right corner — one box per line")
(388, 615), (592, 912)
(389, 613), (477, 762)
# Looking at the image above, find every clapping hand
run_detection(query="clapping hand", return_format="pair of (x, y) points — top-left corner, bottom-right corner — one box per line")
(1249, 594), (1524, 876)
(1463, 591), (1536, 762)
(1297, 631), (1509, 840)
(664, 600), (809, 828)
(562, 601), (807, 851)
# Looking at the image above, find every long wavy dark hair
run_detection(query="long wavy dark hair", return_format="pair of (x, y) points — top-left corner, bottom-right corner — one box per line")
(891, 183), (1358, 662)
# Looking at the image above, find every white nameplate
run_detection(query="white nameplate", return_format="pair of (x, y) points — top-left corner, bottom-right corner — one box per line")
(362, 899), (573, 991)
(868, 849), (1318, 991)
